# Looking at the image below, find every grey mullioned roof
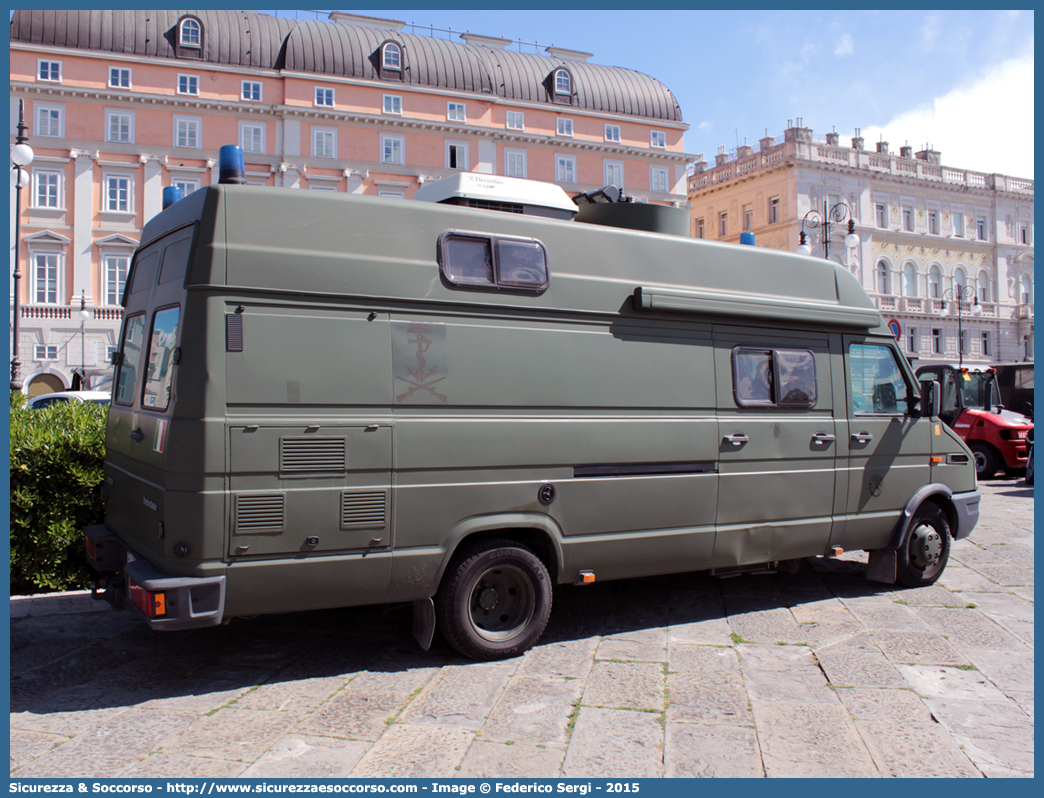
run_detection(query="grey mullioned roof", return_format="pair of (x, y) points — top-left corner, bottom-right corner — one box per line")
(11, 9), (683, 122)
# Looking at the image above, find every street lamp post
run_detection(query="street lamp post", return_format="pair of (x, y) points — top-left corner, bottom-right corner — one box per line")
(796, 200), (859, 260)
(941, 286), (979, 369)
(10, 98), (35, 391)
(78, 290), (90, 389)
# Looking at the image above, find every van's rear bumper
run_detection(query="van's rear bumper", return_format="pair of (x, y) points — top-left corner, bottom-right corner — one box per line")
(952, 490), (980, 540)
(84, 524), (226, 630)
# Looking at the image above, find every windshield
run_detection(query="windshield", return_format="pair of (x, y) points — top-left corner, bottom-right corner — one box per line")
(959, 372), (998, 411)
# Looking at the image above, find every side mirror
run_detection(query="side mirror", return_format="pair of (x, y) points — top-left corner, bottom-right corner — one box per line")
(918, 379), (941, 418)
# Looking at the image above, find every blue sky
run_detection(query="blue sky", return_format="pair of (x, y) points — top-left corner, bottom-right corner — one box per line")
(273, 8), (1034, 178)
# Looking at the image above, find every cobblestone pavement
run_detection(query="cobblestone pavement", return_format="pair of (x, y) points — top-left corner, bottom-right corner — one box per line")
(10, 478), (1033, 779)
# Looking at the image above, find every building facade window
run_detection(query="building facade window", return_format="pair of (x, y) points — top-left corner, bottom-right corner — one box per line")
(554, 69), (571, 95)
(174, 117), (201, 149)
(32, 252), (60, 304)
(768, 197), (780, 225)
(173, 178), (199, 197)
(928, 210), (939, 235)
(1020, 275), (1033, 305)
(977, 271), (990, 302)
(604, 160), (623, 188)
(446, 141), (469, 170)
(315, 87), (334, 107)
(104, 175), (132, 213)
(38, 59), (61, 82)
(875, 203), (887, 228)
(109, 66), (131, 89)
(981, 331), (991, 356)
(35, 345), (58, 361)
(902, 263), (917, 296)
(104, 255), (129, 305)
(177, 74), (199, 96)
(381, 134), (404, 165)
(604, 124), (621, 143)
(694, 218), (705, 239)
(907, 327), (918, 354)
(447, 102), (466, 123)
(650, 166), (668, 194)
(875, 261), (891, 295)
(556, 118), (573, 137)
(743, 204), (753, 231)
(506, 111), (524, 131)
(383, 94), (402, 115)
(241, 81), (262, 102)
(35, 104), (63, 138)
(240, 122), (265, 154)
(902, 206), (914, 232)
(556, 155), (576, 183)
(106, 110), (134, 144)
(505, 149), (527, 178)
(932, 328), (942, 354)
(179, 18), (201, 47)
(977, 217), (987, 240)
(1020, 222), (1030, 245)
(312, 128), (336, 159)
(929, 265), (942, 298)
(33, 171), (61, 208)
(953, 213), (964, 238)
(650, 130), (666, 149)
(719, 212), (728, 238)
(382, 42), (401, 70)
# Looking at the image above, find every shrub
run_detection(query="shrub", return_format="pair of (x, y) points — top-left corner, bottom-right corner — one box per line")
(10, 393), (108, 594)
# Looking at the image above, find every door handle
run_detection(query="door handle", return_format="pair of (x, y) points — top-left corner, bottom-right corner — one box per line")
(812, 433), (836, 443)
(129, 428), (144, 443)
(851, 431), (873, 444)
(723, 433), (749, 446)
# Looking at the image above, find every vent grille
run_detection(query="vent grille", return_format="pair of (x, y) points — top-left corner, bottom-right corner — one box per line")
(280, 438), (347, 473)
(235, 494), (284, 534)
(341, 491), (388, 529)
(226, 313), (243, 352)
(465, 199), (524, 214)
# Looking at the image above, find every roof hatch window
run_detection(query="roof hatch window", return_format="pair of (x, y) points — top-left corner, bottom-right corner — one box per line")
(439, 232), (549, 293)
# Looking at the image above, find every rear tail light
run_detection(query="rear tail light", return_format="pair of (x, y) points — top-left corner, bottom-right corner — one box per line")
(127, 576), (167, 618)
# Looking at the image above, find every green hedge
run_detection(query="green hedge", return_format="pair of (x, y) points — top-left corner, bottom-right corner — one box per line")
(10, 392), (108, 594)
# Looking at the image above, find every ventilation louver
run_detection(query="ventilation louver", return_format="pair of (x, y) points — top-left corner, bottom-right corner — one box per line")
(341, 491), (388, 529)
(280, 438), (347, 473)
(234, 494), (285, 534)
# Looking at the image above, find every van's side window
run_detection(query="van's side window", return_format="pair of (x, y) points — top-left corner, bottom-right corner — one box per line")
(440, 232), (549, 292)
(849, 343), (908, 415)
(733, 347), (816, 408)
(141, 306), (181, 411)
(115, 313), (146, 405)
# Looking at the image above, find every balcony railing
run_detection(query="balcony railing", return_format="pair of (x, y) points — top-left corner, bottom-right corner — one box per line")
(1017, 304), (1034, 320)
(19, 303), (123, 322)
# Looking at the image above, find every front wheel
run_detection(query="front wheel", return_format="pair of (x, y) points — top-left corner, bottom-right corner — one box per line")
(968, 442), (999, 479)
(435, 538), (552, 660)
(896, 504), (951, 587)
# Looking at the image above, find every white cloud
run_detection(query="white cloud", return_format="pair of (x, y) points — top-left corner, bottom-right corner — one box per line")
(861, 55), (1033, 177)
(922, 14), (940, 50)
(698, 121), (713, 131)
(834, 34), (853, 57)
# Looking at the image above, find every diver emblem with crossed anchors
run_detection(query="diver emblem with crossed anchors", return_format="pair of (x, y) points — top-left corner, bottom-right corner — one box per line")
(396, 324), (447, 402)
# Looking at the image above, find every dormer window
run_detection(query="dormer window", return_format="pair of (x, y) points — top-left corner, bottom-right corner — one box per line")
(554, 69), (571, 95)
(383, 42), (401, 71)
(180, 18), (201, 47)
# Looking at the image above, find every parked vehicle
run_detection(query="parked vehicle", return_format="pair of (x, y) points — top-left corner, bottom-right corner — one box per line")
(991, 362), (1034, 419)
(84, 146), (980, 660)
(914, 364), (1033, 479)
(27, 390), (111, 409)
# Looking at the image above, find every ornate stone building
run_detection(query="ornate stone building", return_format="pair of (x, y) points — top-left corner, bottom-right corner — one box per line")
(10, 9), (690, 395)
(687, 120), (1034, 365)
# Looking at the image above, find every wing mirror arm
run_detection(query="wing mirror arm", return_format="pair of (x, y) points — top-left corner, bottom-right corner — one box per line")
(918, 380), (941, 419)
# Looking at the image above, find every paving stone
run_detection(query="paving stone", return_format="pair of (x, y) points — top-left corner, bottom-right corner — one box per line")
(164, 707), (299, 762)
(922, 697), (1035, 777)
(606, 581), (671, 629)
(963, 590), (1034, 622)
(913, 607), (1029, 651)
(667, 644), (739, 674)
(815, 648), (905, 688)
(346, 661), (442, 699)
(982, 542), (1034, 569)
(122, 753), (248, 778)
(581, 661), (664, 711)
(836, 687), (934, 724)
(963, 650), (1034, 693)
(664, 723), (762, 778)
(9, 729), (65, 771)
(840, 600), (932, 631)
(138, 666), (271, 714)
(293, 689), (404, 741)
(736, 644), (835, 705)
(751, 700), (877, 777)
(240, 734), (369, 777)
(665, 671), (751, 725)
(596, 627), (668, 662)
(561, 707), (663, 778)
(350, 723), (473, 778)
(871, 630), (969, 666)
(854, 720), (982, 777)
(515, 637), (597, 679)
(972, 563), (1033, 587)
(1005, 691), (1033, 718)
(10, 688), (150, 736)
(727, 604), (807, 644)
(897, 664), (1013, 703)
(887, 584), (964, 606)
(230, 676), (345, 714)
(667, 612), (732, 647)
(10, 636), (102, 677)
(937, 564), (1010, 594)
(457, 740), (565, 778)
(10, 708), (196, 778)
(399, 661), (515, 729)
(480, 675), (582, 745)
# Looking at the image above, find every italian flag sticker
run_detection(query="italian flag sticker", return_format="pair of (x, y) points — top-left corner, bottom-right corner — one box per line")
(153, 419), (168, 453)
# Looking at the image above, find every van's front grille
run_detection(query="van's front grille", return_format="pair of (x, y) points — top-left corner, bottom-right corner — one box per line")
(234, 494), (285, 534)
(341, 491), (388, 529)
(280, 438), (347, 473)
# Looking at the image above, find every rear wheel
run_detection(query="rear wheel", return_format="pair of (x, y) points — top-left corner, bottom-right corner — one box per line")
(969, 442), (999, 479)
(435, 538), (552, 661)
(896, 504), (951, 587)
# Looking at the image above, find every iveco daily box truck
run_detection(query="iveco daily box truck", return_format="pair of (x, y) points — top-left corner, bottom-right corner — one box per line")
(85, 164), (980, 660)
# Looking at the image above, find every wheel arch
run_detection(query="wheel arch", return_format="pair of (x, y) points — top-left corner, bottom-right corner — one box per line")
(887, 483), (958, 550)
(435, 513), (565, 589)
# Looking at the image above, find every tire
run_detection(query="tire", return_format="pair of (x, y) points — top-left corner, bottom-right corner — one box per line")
(896, 503), (951, 587)
(1005, 467), (1026, 479)
(1025, 445), (1034, 485)
(968, 442), (999, 479)
(435, 538), (552, 661)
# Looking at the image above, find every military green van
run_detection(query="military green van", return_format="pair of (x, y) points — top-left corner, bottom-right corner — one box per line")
(85, 163), (980, 660)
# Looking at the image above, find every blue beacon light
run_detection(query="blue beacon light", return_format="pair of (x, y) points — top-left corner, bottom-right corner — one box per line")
(162, 186), (182, 209)
(218, 144), (247, 185)
(739, 232), (756, 246)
